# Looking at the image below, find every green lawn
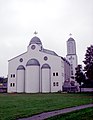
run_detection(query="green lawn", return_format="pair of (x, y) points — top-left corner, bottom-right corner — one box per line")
(47, 107), (93, 120)
(0, 93), (93, 120)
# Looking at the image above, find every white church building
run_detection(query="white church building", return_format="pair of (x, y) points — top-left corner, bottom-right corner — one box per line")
(7, 35), (74, 93)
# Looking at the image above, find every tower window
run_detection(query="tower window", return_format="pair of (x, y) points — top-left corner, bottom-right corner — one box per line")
(71, 71), (73, 75)
(71, 64), (73, 69)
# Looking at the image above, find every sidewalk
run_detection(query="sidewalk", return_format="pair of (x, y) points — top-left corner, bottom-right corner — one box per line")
(18, 104), (93, 120)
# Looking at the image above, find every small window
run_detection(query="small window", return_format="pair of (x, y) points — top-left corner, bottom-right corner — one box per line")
(53, 82), (55, 86)
(56, 72), (58, 76)
(10, 83), (12, 87)
(71, 71), (73, 75)
(53, 73), (55, 76)
(71, 64), (73, 69)
(56, 82), (59, 86)
(11, 74), (12, 78)
(20, 58), (23, 62)
(44, 56), (48, 61)
(31, 45), (36, 50)
(13, 74), (15, 78)
(13, 83), (15, 87)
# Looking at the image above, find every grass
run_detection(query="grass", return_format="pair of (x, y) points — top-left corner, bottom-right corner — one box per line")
(47, 107), (93, 120)
(0, 93), (93, 120)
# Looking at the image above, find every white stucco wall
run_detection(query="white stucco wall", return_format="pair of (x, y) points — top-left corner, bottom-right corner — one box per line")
(8, 52), (27, 93)
(25, 66), (40, 93)
(41, 68), (51, 93)
(16, 69), (25, 93)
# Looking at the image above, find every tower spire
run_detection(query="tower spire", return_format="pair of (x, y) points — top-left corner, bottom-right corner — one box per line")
(69, 33), (72, 37)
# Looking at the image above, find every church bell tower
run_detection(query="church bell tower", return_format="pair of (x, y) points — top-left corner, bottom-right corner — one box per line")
(66, 35), (78, 82)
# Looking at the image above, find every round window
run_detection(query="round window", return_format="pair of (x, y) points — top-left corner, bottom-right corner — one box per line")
(19, 58), (23, 62)
(31, 45), (36, 50)
(44, 56), (48, 61)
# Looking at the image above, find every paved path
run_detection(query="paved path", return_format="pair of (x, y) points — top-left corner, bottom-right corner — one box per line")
(18, 104), (93, 120)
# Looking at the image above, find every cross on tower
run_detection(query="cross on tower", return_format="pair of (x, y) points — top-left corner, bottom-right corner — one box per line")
(69, 33), (72, 37)
(34, 31), (38, 35)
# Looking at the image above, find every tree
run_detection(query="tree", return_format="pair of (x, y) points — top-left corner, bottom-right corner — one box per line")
(75, 65), (85, 92)
(83, 45), (93, 81)
(0, 77), (4, 83)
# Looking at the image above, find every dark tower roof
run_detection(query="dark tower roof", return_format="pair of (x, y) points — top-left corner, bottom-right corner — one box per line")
(29, 36), (42, 46)
(68, 37), (75, 41)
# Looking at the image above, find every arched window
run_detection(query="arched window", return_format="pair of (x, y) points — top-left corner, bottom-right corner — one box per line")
(41, 63), (50, 69)
(26, 59), (40, 66)
(17, 65), (25, 70)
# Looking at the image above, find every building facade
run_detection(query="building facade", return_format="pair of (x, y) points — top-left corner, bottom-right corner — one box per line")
(8, 36), (70, 93)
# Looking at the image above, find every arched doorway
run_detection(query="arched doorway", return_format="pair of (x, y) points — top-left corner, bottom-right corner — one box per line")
(16, 65), (25, 93)
(41, 64), (51, 93)
(25, 59), (40, 93)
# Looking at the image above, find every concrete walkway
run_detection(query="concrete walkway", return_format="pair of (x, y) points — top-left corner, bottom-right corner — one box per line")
(18, 104), (93, 120)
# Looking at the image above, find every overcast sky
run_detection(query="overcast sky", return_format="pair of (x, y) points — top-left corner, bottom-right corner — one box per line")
(0, 0), (93, 77)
